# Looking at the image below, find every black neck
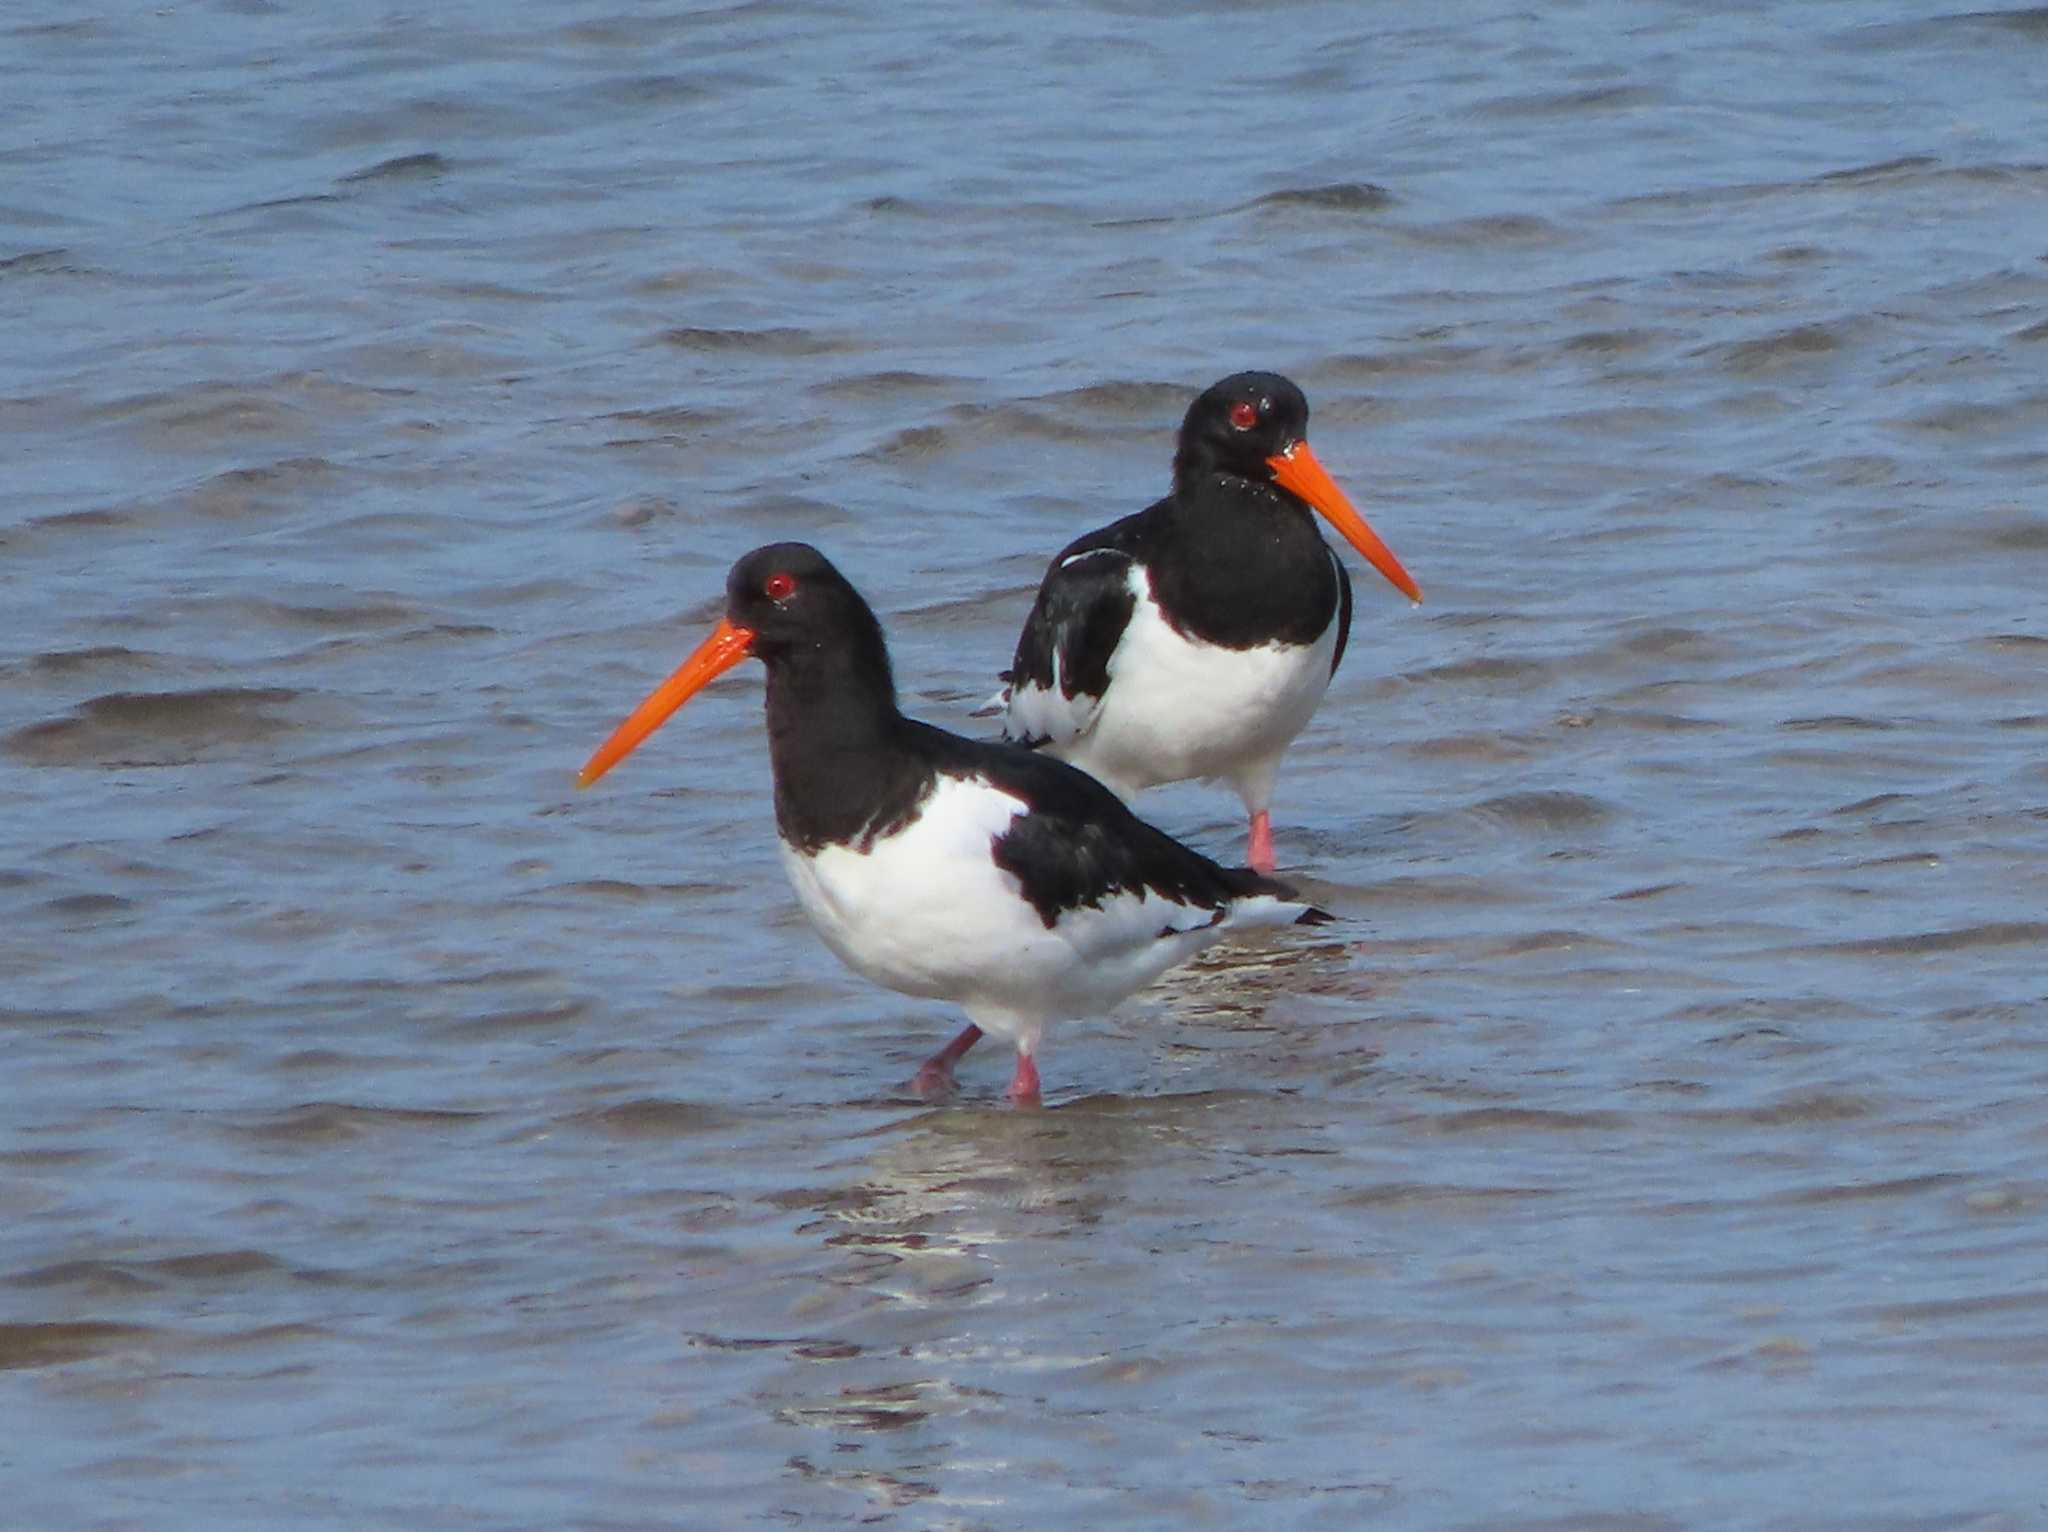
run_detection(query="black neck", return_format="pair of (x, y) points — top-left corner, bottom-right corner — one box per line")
(1172, 439), (1232, 498)
(1149, 475), (1341, 649)
(759, 614), (932, 854)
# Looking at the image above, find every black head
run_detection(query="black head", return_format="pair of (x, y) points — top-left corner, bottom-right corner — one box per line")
(724, 542), (877, 659)
(1173, 371), (1311, 487)
(577, 541), (900, 790)
(1166, 373), (1424, 602)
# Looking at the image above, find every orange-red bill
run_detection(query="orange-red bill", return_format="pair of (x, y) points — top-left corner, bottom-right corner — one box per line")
(575, 616), (756, 788)
(1267, 440), (1422, 604)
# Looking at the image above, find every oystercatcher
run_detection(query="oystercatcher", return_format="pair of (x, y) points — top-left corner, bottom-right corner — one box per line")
(577, 542), (1333, 1106)
(986, 371), (1421, 875)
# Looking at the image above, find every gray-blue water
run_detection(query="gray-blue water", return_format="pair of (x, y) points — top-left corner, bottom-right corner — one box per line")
(6, 2), (2048, 1526)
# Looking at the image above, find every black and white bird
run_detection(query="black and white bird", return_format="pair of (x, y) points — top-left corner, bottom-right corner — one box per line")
(986, 371), (1421, 875)
(577, 542), (1332, 1105)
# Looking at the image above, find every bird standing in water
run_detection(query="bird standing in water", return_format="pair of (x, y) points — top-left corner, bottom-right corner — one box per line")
(988, 372), (1421, 874)
(578, 542), (1332, 1105)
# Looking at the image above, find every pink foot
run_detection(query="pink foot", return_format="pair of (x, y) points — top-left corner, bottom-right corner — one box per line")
(1247, 810), (1276, 876)
(908, 1023), (982, 1100)
(1004, 1052), (1042, 1109)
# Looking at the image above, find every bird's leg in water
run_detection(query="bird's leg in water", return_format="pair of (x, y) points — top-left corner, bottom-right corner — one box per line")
(908, 1023), (982, 1099)
(1247, 810), (1275, 876)
(1005, 1050), (1042, 1108)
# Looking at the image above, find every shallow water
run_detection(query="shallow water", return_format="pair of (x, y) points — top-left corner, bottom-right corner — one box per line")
(6, 1), (2048, 1526)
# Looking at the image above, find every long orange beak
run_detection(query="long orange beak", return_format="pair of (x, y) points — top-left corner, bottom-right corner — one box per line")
(575, 616), (756, 788)
(1268, 440), (1422, 604)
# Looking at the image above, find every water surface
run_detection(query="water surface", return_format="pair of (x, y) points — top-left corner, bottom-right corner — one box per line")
(5, 2), (2048, 1526)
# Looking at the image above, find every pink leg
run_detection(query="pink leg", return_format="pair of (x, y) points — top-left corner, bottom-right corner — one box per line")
(908, 1023), (982, 1099)
(1004, 1050), (1042, 1108)
(1246, 809), (1276, 876)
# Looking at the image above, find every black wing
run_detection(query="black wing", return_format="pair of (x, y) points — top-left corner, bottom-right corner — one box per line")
(1329, 547), (1353, 676)
(999, 509), (1158, 749)
(917, 724), (1327, 931)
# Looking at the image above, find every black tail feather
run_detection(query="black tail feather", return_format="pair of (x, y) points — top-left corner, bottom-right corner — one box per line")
(1233, 867), (1337, 925)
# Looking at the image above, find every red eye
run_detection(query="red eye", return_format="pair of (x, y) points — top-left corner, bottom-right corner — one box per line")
(763, 572), (797, 601)
(1228, 400), (1258, 431)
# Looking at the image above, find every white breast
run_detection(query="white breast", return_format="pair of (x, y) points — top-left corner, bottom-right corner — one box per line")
(1057, 562), (1340, 807)
(778, 774), (1032, 1006)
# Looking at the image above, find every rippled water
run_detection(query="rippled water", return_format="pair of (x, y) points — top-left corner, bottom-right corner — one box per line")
(6, 1), (2048, 1526)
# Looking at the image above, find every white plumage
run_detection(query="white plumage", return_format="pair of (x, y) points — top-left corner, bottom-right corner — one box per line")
(1005, 559), (1344, 813)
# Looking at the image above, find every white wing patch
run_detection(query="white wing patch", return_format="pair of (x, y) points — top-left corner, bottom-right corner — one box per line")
(983, 552), (1124, 739)
(1001, 550), (1125, 767)
(1005, 674), (1108, 761)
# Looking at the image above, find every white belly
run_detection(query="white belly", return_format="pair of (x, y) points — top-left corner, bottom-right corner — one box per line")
(1060, 570), (1339, 809)
(775, 773), (1302, 1041)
